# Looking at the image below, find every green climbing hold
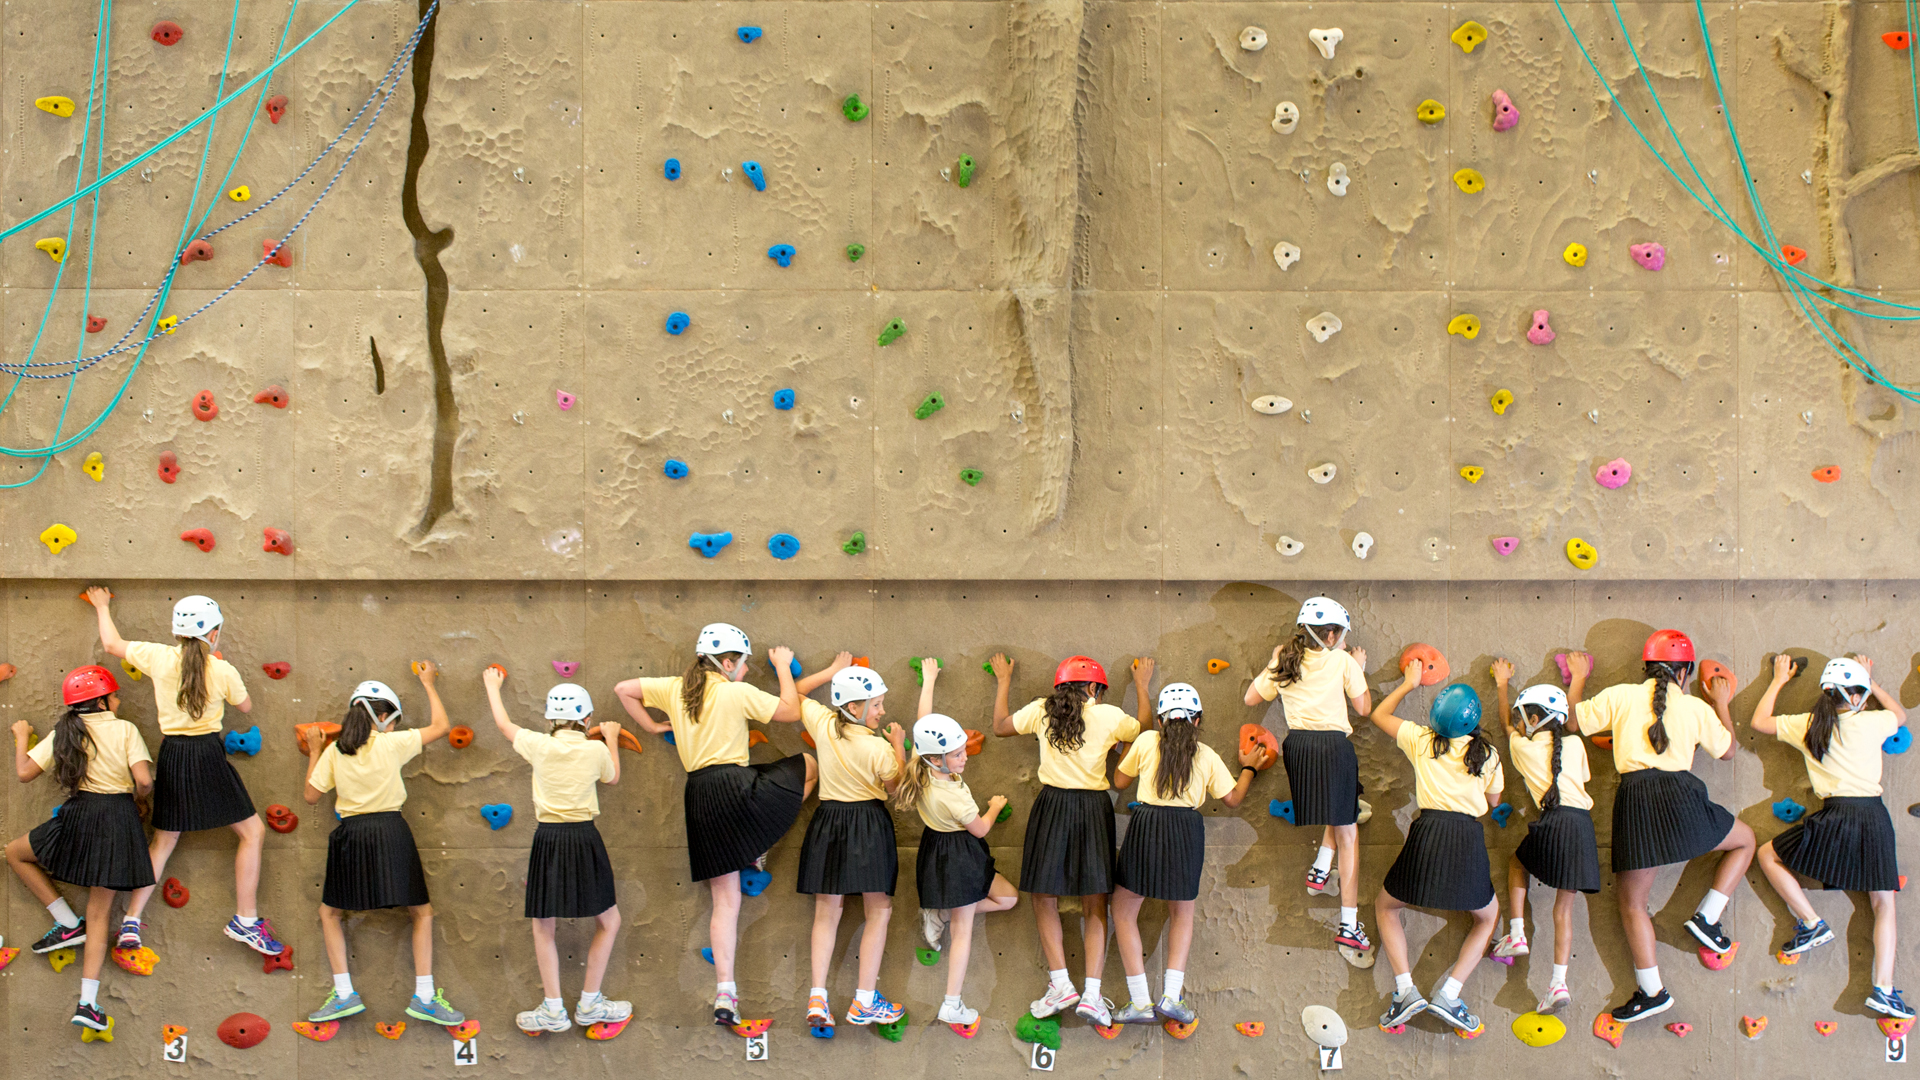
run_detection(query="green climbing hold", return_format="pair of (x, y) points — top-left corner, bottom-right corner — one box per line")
(842, 94), (869, 122)
(846, 243), (864, 263)
(1015, 1013), (1061, 1049)
(996, 802), (1013, 823)
(982, 659), (995, 674)
(956, 154), (976, 188)
(878, 318), (907, 347)
(908, 657), (944, 685)
(842, 531), (867, 555)
(914, 392), (945, 419)
(915, 947), (940, 967)
(959, 468), (983, 486)
(875, 1010), (909, 1042)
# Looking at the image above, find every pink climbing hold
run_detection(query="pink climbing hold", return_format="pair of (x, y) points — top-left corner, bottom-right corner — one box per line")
(1554, 651), (1594, 686)
(180, 239), (213, 265)
(263, 240), (292, 267)
(265, 96), (289, 124)
(1526, 310), (1555, 345)
(1491, 536), (1519, 556)
(556, 390), (576, 411)
(1630, 242), (1666, 271)
(552, 661), (580, 677)
(86, 315), (107, 333)
(1595, 458), (1632, 489)
(1491, 90), (1519, 132)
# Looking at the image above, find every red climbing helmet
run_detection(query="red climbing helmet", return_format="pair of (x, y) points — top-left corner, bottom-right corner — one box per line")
(1053, 656), (1108, 688)
(62, 664), (119, 706)
(1643, 630), (1695, 663)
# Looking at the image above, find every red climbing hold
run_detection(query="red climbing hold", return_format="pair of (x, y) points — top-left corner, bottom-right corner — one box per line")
(266, 95), (288, 124)
(162, 877), (189, 908)
(262, 527), (293, 555)
(262, 662), (291, 680)
(192, 390), (218, 421)
(262, 945), (294, 974)
(1782, 245), (1807, 266)
(252, 385), (289, 408)
(157, 451), (180, 484)
(151, 21), (184, 46)
(1812, 465), (1841, 483)
(180, 239), (213, 265)
(180, 529), (216, 554)
(1886, 31), (1912, 49)
(217, 1013), (270, 1050)
(86, 315), (106, 333)
(263, 240), (292, 267)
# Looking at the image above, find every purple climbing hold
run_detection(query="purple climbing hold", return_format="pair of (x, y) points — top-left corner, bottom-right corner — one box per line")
(1595, 458), (1632, 489)
(1630, 242), (1666, 271)
(1491, 536), (1519, 556)
(1491, 89), (1519, 132)
(1526, 310), (1555, 345)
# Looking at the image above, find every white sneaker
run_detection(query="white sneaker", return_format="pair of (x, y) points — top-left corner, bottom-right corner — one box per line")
(1029, 982), (1080, 1017)
(921, 908), (949, 950)
(517, 1002), (572, 1033)
(1356, 798), (1373, 825)
(574, 997), (632, 1025)
(1075, 996), (1114, 1027)
(1537, 985), (1571, 1015)
(1493, 933), (1529, 958)
(938, 999), (978, 1026)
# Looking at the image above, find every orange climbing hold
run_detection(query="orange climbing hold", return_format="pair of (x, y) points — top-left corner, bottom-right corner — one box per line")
(192, 390), (218, 421)
(264, 804), (298, 833)
(1592, 1011), (1625, 1048)
(1887, 31), (1912, 49)
(448, 725), (474, 749)
(1741, 1015), (1768, 1039)
(253, 385), (289, 408)
(1399, 643), (1449, 685)
(0, 947), (18, 971)
(1093, 1022), (1121, 1040)
(1207, 658), (1230, 674)
(1882, 1017), (1915, 1038)
(263, 527), (293, 555)
(1700, 940), (1740, 969)
(731, 1018), (773, 1038)
(588, 725), (644, 753)
(1813, 465), (1841, 483)
(1782, 245), (1807, 265)
(1814, 1020), (1837, 1036)
(747, 730), (769, 748)
(375, 1021), (405, 1040)
(264, 239), (293, 267)
(292, 1021), (339, 1042)
(1699, 659), (1736, 697)
(180, 529), (216, 554)
(965, 729), (985, 755)
(1163, 1018), (1199, 1040)
(447, 1020), (481, 1040)
(158, 451), (180, 484)
(1239, 724), (1279, 769)
(180, 239), (213, 265)
(295, 722), (341, 756)
(86, 315), (107, 333)
(162, 1024), (189, 1043)
(1234, 1021), (1265, 1037)
(111, 946), (158, 976)
(266, 95), (289, 123)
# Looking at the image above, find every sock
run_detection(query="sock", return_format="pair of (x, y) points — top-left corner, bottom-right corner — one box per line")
(1339, 906), (1358, 928)
(333, 972), (354, 996)
(578, 991), (602, 1008)
(1878, 984), (1896, 995)
(544, 997), (564, 1013)
(1551, 964), (1568, 988)
(1509, 917), (1526, 940)
(1394, 972), (1414, 995)
(1697, 889), (1729, 924)
(1126, 974), (1151, 1007)
(236, 915), (259, 927)
(47, 898), (79, 929)
(1313, 846), (1335, 873)
(944, 994), (964, 1009)
(415, 975), (435, 1000)
(80, 978), (99, 1008)
(855, 989), (876, 1007)
(1049, 969), (1072, 992)
(810, 986), (828, 1001)
(1635, 966), (1663, 996)
(1799, 916), (1820, 929)
(1440, 977), (1463, 1002)
(717, 981), (738, 997)
(1083, 977), (1101, 1002)
(1163, 969), (1185, 1001)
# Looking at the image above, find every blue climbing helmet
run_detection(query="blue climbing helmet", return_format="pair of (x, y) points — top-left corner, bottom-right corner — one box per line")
(1429, 683), (1482, 740)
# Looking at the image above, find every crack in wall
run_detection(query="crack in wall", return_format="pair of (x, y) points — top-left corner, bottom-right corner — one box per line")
(401, 0), (456, 541)
(368, 336), (386, 395)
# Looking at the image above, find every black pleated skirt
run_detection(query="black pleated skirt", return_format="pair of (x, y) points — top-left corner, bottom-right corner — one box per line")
(30, 792), (155, 891)
(1281, 730), (1360, 827)
(796, 800), (899, 896)
(1516, 806), (1602, 894)
(152, 732), (256, 832)
(1611, 768), (1736, 872)
(916, 829), (996, 909)
(1019, 786), (1117, 896)
(1383, 809), (1494, 911)
(323, 811), (429, 910)
(524, 821), (618, 918)
(1115, 804), (1206, 902)
(684, 756), (809, 882)
(1773, 795), (1899, 892)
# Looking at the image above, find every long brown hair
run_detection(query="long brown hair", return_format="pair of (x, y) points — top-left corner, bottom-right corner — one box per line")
(50, 700), (105, 796)
(1431, 726), (1495, 778)
(894, 753), (936, 814)
(338, 697), (397, 756)
(1044, 682), (1100, 752)
(1805, 687), (1851, 762)
(1645, 661), (1692, 755)
(1263, 625), (1341, 688)
(176, 636), (212, 720)
(1154, 713), (1201, 800)
(679, 653), (740, 723)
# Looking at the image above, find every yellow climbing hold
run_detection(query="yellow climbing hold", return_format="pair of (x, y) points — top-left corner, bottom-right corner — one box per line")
(1417, 99), (1447, 124)
(82, 452), (104, 482)
(39, 523), (78, 554)
(1459, 465), (1485, 484)
(49, 947), (77, 971)
(1447, 313), (1481, 340)
(1453, 168), (1485, 194)
(228, 185), (250, 202)
(120, 659), (144, 682)
(35, 237), (66, 263)
(1564, 242), (1588, 267)
(35, 96), (75, 117)
(1451, 20), (1488, 53)
(1566, 537), (1598, 570)
(1512, 1011), (1567, 1047)
(1490, 389), (1514, 415)
(157, 315), (178, 334)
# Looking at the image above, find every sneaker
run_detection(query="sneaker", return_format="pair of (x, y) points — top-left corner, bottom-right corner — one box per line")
(1379, 988), (1427, 1029)
(517, 1002), (572, 1033)
(751, 853), (769, 874)
(1426, 991), (1483, 1034)
(1155, 995), (1196, 1024)
(1029, 982), (1080, 1018)
(937, 998), (979, 1026)
(1778, 918), (1834, 956)
(574, 997), (631, 1025)
(1335, 921), (1371, 951)
(1492, 933), (1529, 958)
(308, 990), (365, 1022)
(33, 921), (86, 954)
(224, 916), (287, 956)
(405, 989), (466, 1026)
(806, 994), (834, 1028)
(1356, 798), (1373, 825)
(713, 990), (740, 1028)
(1074, 996), (1114, 1027)
(1537, 985), (1571, 1015)
(1113, 1001), (1158, 1024)
(71, 1001), (109, 1031)
(921, 907), (949, 950)
(1869, 987), (1917, 1020)
(1609, 988), (1673, 1023)
(116, 918), (144, 951)
(846, 993), (905, 1026)
(1686, 913), (1733, 954)
(1305, 865), (1335, 895)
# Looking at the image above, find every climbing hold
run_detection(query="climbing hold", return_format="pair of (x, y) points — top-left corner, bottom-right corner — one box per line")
(1885, 726), (1913, 754)
(663, 459), (689, 479)
(261, 661), (291, 680)
(1236, 1021), (1265, 1037)
(879, 318), (907, 347)
(767, 533), (801, 560)
(1351, 532), (1374, 559)
(742, 161), (766, 191)
(845, 243), (865, 262)
(1491, 537), (1519, 555)
(1814, 1020), (1837, 1036)
(664, 158), (681, 181)
(553, 390), (577, 411)
(1239, 26), (1268, 50)
(1308, 27), (1343, 58)
(111, 946), (157, 976)
(480, 804), (514, 830)
(916, 946), (940, 967)
(1667, 1021), (1692, 1037)
(1305, 312), (1342, 342)
(1252, 395), (1292, 415)
(665, 311), (690, 335)
(292, 1021), (339, 1042)
(1447, 313), (1481, 340)
(160, 877), (190, 908)
(264, 804), (298, 833)
(1491, 90), (1520, 131)
(842, 94), (869, 122)
(81, 1017), (116, 1043)
(1882, 1017), (1916, 1038)
(39, 523), (78, 554)
(86, 315), (106, 333)
(1164, 1018), (1200, 1040)
(262, 95), (288, 125)
(966, 729), (986, 755)
(1272, 242), (1300, 270)
(740, 868), (772, 897)
(1276, 535), (1304, 556)
(252, 385), (289, 409)
(1417, 99), (1446, 124)
(1208, 658), (1232, 674)
(552, 660), (580, 678)
(1272, 101), (1300, 134)
(1268, 798), (1296, 824)
(1451, 20), (1488, 52)
(228, 185), (250, 202)
(192, 390), (219, 421)
(217, 1013), (269, 1049)
(36, 95), (77, 118)
(810, 1023), (836, 1039)
(767, 244), (796, 268)
(1812, 465), (1841, 483)
(1741, 1015), (1767, 1040)
(1326, 162), (1350, 196)
(914, 392), (945, 419)
(1595, 458), (1632, 489)
(1015, 1014), (1063, 1049)
(1592, 1011), (1625, 1048)
(180, 529), (217, 554)
(445, 725), (473, 750)
(1527, 311), (1556, 346)
(1782, 244), (1807, 265)
(48, 947), (79, 972)
(1491, 801), (1514, 827)
(263, 240), (292, 267)
(1698, 941), (1740, 969)
(81, 451), (105, 482)
(841, 531), (866, 555)
(1490, 389), (1513, 415)
(181, 240), (213, 265)
(163, 1024), (189, 1044)
(736, 26), (762, 43)
(375, 1021), (405, 1040)
(1288, 1007), (1338, 1047)
(446, 1020), (480, 1041)
(689, 531), (733, 558)
(262, 945), (294, 974)
(1308, 462), (1337, 484)
(1776, 947), (1801, 965)
(956, 467), (984, 487)
(1565, 537), (1598, 570)
(1453, 168), (1485, 193)
(151, 20), (184, 45)
(1512, 1012), (1566, 1047)
(1630, 242), (1666, 271)
(1400, 644), (1449, 685)
(262, 527), (293, 556)
(1554, 652), (1594, 685)
(1239, 724), (1278, 767)
(224, 726), (262, 756)
(1886, 31), (1912, 49)
(1459, 465), (1484, 484)
(956, 155), (977, 188)
(1564, 243), (1588, 266)
(35, 237), (66, 262)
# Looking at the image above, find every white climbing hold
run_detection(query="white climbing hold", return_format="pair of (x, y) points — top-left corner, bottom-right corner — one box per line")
(1802, 410), (1814, 425)
(1351, 531), (1373, 559)
(1302, 1005), (1349, 1048)
(1802, 170), (1813, 184)
(723, 409), (735, 424)
(1326, 162), (1349, 196)
(1588, 409), (1599, 424)
(1308, 462), (1337, 484)
(1252, 395), (1293, 415)
(1300, 409), (1312, 424)
(1272, 101), (1299, 135)
(1276, 535), (1304, 556)
(941, 167), (952, 182)
(1240, 26), (1267, 51)
(1305, 312), (1343, 343)
(1309, 27), (1343, 59)
(723, 167), (733, 182)
(1273, 242), (1300, 271)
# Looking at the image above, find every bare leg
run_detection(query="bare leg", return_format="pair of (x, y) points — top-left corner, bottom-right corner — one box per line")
(1333, 824), (1359, 910)
(855, 893), (891, 992)
(1111, 888), (1147, 978)
(809, 894), (844, 989)
(1552, 890), (1575, 966)
(1165, 899), (1195, 972)
(80, 886), (115, 982)
(125, 829), (182, 919)
(1448, 897), (1500, 984)
(1756, 841), (1819, 924)
(1375, 891), (1411, 976)
(1871, 891), (1898, 988)
(319, 904), (350, 975)
(1032, 894), (1066, 971)
(5, 835), (61, 906)
(1616, 868), (1657, 969)
(531, 917), (561, 1000)
(801, 754), (818, 801)
(230, 815), (265, 918)
(1507, 855), (1530, 923)
(979, 874), (1018, 914)
(583, 906), (621, 996)
(944, 901), (982, 998)
(1710, 819), (1757, 896)
(708, 872), (743, 984)
(1081, 893), (1109, 985)
(409, 903), (435, 981)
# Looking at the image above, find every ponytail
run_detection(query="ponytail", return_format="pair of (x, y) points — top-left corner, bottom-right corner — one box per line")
(1806, 688), (1845, 763)
(337, 697), (397, 756)
(1541, 724), (1565, 811)
(176, 636), (212, 721)
(893, 754), (935, 813)
(680, 654), (738, 723)
(1433, 725), (1495, 778)
(1044, 682), (1097, 753)
(50, 700), (105, 796)
(1153, 713), (1201, 801)
(1264, 626), (1335, 688)
(1644, 661), (1691, 755)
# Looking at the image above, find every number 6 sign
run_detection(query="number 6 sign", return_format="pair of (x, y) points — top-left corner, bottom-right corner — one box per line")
(1029, 1042), (1056, 1071)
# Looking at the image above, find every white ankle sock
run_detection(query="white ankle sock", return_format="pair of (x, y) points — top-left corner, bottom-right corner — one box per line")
(1312, 846), (1335, 873)
(1126, 974), (1150, 1007)
(717, 981), (738, 996)
(1440, 977), (1463, 1002)
(1394, 972), (1414, 994)
(1697, 889), (1729, 923)
(1049, 969), (1072, 992)
(237, 915), (259, 927)
(810, 986), (828, 1001)
(1339, 906), (1358, 928)
(943, 994), (964, 1009)
(544, 997), (564, 1012)
(1083, 977), (1101, 1001)
(1551, 963), (1568, 987)
(48, 898), (79, 929)
(1635, 967), (1663, 995)
(855, 989), (875, 1007)
(415, 976), (435, 1000)
(1509, 917), (1526, 939)
(578, 991), (602, 1007)
(333, 973), (354, 996)
(80, 978), (99, 1008)
(1163, 969), (1185, 1001)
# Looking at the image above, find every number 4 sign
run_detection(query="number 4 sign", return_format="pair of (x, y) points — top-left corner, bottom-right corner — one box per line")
(453, 1037), (479, 1066)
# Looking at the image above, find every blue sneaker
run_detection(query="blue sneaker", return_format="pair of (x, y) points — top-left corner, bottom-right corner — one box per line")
(1779, 918), (1834, 956)
(309, 990), (365, 1022)
(224, 916), (286, 956)
(845, 993), (904, 1025)
(406, 989), (466, 1026)
(1870, 987), (1917, 1020)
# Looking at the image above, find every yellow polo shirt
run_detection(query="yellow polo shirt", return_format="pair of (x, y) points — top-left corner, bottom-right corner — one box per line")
(1251, 649), (1367, 734)
(1395, 723), (1504, 817)
(28, 711), (150, 794)
(1775, 709), (1900, 798)
(800, 697), (897, 803)
(1118, 730), (1237, 808)
(636, 672), (781, 772)
(1009, 698), (1141, 790)
(1507, 729), (1595, 811)
(310, 729), (423, 816)
(124, 640), (249, 736)
(1575, 680), (1732, 773)
(917, 772), (982, 832)
(513, 728), (617, 822)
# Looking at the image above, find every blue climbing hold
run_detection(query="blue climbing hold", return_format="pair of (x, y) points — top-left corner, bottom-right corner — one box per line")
(1127, 801), (1142, 810)
(736, 26), (762, 43)
(666, 311), (690, 336)
(742, 161), (766, 192)
(773, 388), (795, 411)
(1490, 801), (1514, 827)
(1886, 726), (1913, 755)
(223, 726), (262, 756)
(690, 531), (733, 558)
(767, 244), (795, 268)
(701, 947), (714, 964)
(810, 1024), (836, 1040)
(664, 158), (681, 181)
(663, 730), (676, 745)
(50, 804), (60, 818)
(790, 657), (803, 678)
(740, 867), (772, 897)
(767, 533), (800, 560)
(481, 803), (514, 830)
(1268, 798), (1295, 825)
(1772, 798), (1807, 823)
(664, 458), (690, 479)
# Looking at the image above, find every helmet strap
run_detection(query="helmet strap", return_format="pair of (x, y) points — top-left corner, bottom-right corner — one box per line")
(1159, 709), (1198, 724)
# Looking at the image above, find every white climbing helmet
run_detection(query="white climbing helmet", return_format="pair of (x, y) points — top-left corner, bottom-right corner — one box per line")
(349, 680), (403, 725)
(913, 713), (968, 758)
(1296, 596), (1350, 630)
(1156, 682), (1203, 719)
(1513, 684), (1570, 734)
(171, 594), (224, 641)
(1820, 658), (1871, 703)
(830, 667), (887, 708)
(545, 683), (593, 722)
(694, 622), (752, 659)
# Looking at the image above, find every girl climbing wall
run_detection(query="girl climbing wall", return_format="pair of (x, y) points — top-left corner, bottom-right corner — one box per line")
(85, 587), (282, 960)
(1109, 670), (1265, 1026)
(483, 667), (629, 1034)
(611, 623), (814, 1029)
(1243, 597), (1373, 966)
(1574, 630), (1753, 1024)
(1749, 653), (1912, 1019)
(302, 661), (464, 1028)
(992, 651), (1143, 1028)
(1491, 656), (1600, 1015)
(1369, 665), (1505, 1038)
(899, 659), (1018, 1031)
(5, 666), (153, 1033)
